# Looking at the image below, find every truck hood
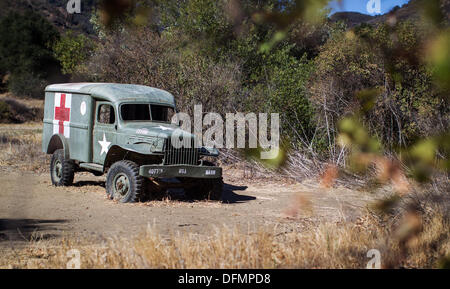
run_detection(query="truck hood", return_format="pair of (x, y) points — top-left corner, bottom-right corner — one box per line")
(120, 122), (194, 139)
(118, 122), (219, 156)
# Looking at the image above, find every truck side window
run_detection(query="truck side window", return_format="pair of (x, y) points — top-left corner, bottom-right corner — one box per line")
(98, 104), (115, 124)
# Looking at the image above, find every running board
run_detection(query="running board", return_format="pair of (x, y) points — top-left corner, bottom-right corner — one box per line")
(79, 163), (103, 172)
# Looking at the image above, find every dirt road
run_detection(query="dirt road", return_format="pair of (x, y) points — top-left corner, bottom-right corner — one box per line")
(0, 168), (379, 246)
(0, 112), (381, 247)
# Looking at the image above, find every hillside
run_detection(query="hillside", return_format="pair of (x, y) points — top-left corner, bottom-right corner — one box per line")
(2, 0), (449, 35)
(329, 11), (375, 27)
(330, 0), (450, 27)
(0, 0), (96, 34)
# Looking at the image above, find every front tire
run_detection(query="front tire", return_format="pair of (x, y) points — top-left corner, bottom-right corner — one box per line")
(50, 149), (75, 186)
(106, 160), (145, 203)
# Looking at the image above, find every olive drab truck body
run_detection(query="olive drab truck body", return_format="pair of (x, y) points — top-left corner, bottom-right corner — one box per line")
(42, 83), (223, 202)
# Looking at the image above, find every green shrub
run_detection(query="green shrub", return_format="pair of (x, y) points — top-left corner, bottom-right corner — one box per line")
(0, 10), (60, 97)
(54, 32), (93, 75)
(0, 10), (59, 77)
(248, 47), (317, 148)
(311, 21), (449, 150)
(8, 72), (47, 99)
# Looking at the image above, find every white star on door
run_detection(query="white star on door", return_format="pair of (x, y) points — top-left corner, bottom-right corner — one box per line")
(98, 133), (111, 155)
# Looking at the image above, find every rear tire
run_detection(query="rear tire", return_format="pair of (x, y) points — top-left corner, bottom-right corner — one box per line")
(106, 160), (144, 203)
(50, 149), (75, 186)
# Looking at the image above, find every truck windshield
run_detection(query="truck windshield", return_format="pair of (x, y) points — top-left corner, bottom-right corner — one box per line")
(121, 104), (175, 122)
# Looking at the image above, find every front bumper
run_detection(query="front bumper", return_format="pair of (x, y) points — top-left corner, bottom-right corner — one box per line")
(139, 164), (222, 179)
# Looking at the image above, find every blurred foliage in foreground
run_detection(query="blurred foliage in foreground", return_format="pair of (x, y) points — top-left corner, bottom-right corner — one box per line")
(0, 1), (447, 180)
(0, 0), (448, 268)
(69, 0), (449, 166)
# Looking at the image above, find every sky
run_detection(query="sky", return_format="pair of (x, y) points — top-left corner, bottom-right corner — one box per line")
(328, 0), (411, 15)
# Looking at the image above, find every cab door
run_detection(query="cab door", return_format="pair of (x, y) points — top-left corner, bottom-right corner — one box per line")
(93, 101), (117, 165)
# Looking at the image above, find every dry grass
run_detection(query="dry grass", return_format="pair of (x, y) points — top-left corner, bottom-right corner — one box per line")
(1, 209), (448, 269)
(0, 105), (447, 269)
(0, 122), (48, 172)
(0, 96), (46, 172)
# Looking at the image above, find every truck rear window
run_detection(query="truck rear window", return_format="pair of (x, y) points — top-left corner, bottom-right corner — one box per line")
(121, 104), (174, 122)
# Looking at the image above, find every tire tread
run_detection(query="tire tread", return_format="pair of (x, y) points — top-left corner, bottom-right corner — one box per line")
(50, 149), (75, 186)
(106, 160), (144, 203)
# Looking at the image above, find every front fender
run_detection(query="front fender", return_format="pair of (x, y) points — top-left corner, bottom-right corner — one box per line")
(114, 143), (157, 155)
(103, 144), (162, 172)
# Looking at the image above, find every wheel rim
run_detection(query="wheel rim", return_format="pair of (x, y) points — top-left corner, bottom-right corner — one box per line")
(53, 160), (62, 182)
(113, 173), (130, 200)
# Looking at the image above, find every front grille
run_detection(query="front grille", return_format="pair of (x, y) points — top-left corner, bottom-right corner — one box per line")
(163, 138), (199, 165)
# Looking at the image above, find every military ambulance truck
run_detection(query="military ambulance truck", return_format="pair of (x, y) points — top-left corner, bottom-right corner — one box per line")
(42, 83), (223, 202)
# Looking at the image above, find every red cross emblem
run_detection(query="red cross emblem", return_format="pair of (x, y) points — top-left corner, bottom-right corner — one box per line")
(53, 93), (71, 137)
